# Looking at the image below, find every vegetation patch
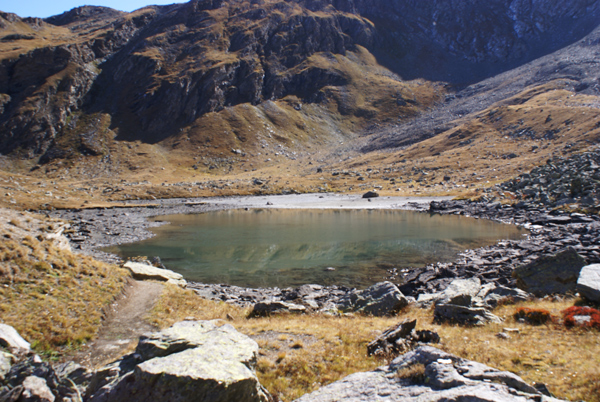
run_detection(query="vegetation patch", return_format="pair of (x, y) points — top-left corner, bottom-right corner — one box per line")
(563, 306), (600, 329)
(149, 287), (600, 402)
(513, 307), (556, 325)
(0, 210), (129, 352)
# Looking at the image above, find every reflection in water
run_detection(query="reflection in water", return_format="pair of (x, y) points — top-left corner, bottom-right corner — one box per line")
(104, 209), (526, 288)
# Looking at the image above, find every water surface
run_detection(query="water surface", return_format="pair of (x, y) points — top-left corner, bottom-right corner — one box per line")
(105, 209), (525, 288)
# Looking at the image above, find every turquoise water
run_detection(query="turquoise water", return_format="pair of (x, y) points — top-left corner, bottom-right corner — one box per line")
(104, 209), (526, 288)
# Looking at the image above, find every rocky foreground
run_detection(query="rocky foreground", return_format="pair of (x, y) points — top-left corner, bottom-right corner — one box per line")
(0, 316), (583, 402)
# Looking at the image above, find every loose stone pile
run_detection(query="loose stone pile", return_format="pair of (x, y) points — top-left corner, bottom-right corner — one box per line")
(399, 199), (600, 297)
(497, 147), (600, 207)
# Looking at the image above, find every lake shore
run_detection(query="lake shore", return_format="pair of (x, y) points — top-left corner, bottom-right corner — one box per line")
(47, 193), (453, 264)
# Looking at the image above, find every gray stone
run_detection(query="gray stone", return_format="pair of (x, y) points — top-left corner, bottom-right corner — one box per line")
(337, 282), (408, 316)
(576, 264), (600, 302)
(88, 320), (271, 402)
(123, 262), (186, 286)
(434, 304), (502, 325)
(0, 352), (12, 381)
(0, 324), (30, 352)
(249, 301), (306, 317)
(417, 278), (482, 307)
(513, 247), (586, 296)
(20, 376), (55, 402)
(293, 346), (565, 402)
(483, 286), (531, 308)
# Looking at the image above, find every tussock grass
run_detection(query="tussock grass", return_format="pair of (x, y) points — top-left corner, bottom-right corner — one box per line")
(150, 286), (600, 402)
(0, 211), (129, 353)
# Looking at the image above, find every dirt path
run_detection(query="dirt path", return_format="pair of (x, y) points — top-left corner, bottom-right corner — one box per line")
(72, 280), (164, 368)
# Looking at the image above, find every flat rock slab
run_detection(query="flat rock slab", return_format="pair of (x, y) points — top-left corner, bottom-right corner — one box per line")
(577, 264), (600, 302)
(123, 261), (186, 286)
(88, 320), (271, 402)
(293, 346), (566, 402)
(513, 247), (586, 296)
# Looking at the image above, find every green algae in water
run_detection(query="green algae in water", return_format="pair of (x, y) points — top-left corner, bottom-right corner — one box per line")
(104, 209), (526, 288)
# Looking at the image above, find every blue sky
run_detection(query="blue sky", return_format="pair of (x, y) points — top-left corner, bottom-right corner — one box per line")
(0, 0), (185, 18)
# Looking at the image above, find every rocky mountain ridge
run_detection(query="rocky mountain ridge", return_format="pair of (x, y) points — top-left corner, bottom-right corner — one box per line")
(1, 0), (600, 169)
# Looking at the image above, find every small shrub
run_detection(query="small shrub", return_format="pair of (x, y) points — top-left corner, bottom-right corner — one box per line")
(514, 307), (555, 325)
(563, 306), (600, 329)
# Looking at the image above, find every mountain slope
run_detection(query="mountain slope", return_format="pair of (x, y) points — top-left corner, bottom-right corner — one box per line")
(0, 0), (599, 186)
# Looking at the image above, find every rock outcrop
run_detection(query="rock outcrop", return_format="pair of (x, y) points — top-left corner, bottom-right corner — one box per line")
(87, 320), (271, 402)
(2, 0), (600, 159)
(293, 346), (566, 402)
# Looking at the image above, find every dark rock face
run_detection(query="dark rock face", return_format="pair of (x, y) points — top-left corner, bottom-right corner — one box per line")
(1, 0), (600, 157)
(0, 10), (157, 157)
(513, 247), (587, 296)
(348, 0), (600, 83)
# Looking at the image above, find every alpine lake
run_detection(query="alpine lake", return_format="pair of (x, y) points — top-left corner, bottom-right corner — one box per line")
(103, 209), (526, 288)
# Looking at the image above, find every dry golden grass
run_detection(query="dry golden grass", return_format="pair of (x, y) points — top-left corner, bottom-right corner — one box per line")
(150, 285), (600, 402)
(0, 210), (130, 353)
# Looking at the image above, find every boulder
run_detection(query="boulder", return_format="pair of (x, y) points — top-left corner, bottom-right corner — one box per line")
(513, 247), (586, 296)
(20, 376), (55, 402)
(417, 278), (483, 307)
(362, 191), (379, 198)
(293, 346), (565, 402)
(0, 324), (30, 352)
(88, 320), (271, 402)
(249, 301), (307, 317)
(337, 282), (409, 316)
(434, 304), (502, 326)
(577, 264), (600, 302)
(123, 261), (186, 286)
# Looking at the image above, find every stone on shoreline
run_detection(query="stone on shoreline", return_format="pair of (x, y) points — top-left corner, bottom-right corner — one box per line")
(337, 281), (409, 316)
(123, 261), (186, 287)
(362, 191), (379, 198)
(576, 264), (600, 302)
